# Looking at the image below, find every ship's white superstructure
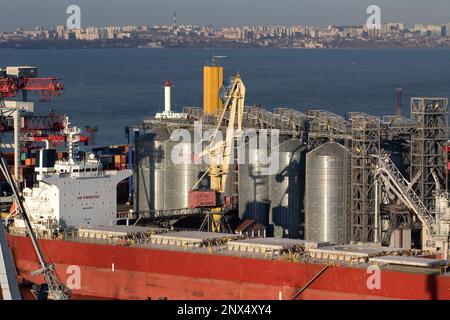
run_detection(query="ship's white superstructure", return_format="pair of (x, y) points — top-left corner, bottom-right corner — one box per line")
(21, 118), (132, 229)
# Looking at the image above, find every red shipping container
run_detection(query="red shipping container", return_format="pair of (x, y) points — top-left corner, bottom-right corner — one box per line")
(224, 196), (234, 208)
(188, 190), (217, 208)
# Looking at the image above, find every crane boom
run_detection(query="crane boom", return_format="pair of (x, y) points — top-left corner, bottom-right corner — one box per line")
(191, 74), (245, 233)
(18, 78), (63, 94)
(0, 77), (63, 99)
(194, 73), (245, 194)
(0, 156), (71, 300)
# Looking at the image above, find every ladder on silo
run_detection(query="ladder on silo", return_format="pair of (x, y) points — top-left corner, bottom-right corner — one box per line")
(0, 220), (22, 300)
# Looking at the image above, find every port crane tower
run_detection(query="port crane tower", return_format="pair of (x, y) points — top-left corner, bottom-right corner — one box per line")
(0, 76), (63, 101)
(0, 67), (65, 182)
(192, 73), (246, 233)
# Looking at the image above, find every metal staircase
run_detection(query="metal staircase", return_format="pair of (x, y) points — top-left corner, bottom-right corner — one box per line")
(372, 154), (436, 235)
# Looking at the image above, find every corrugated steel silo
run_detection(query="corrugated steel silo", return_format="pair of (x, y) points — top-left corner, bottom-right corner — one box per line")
(238, 141), (271, 226)
(305, 141), (350, 244)
(134, 127), (169, 213)
(164, 130), (205, 210)
(269, 138), (306, 239)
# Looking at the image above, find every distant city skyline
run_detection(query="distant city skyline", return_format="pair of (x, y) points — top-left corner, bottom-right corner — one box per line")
(1, 0), (450, 31)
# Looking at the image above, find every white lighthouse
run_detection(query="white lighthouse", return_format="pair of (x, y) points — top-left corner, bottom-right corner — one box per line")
(155, 80), (186, 119)
(164, 80), (172, 113)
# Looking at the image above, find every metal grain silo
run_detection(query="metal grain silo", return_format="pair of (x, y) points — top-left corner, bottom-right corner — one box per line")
(238, 141), (271, 226)
(164, 130), (205, 210)
(305, 141), (350, 244)
(134, 127), (169, 213)
(269, 138), (306, 239)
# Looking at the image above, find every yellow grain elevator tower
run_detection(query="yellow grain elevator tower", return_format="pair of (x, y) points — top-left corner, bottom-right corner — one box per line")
(203, 57), (224, 115)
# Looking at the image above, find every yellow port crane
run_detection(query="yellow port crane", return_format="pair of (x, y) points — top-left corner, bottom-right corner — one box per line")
(192, 73), (245, 232)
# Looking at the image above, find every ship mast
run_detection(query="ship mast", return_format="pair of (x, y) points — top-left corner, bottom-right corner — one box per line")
(63, 116), (81, 165)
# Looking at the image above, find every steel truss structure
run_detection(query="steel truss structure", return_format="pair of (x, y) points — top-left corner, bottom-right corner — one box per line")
(350, 113), (381, 242)
(140, 98), (448, 247)
(410, 98), (448, 210)
(306, 110), (351, 149)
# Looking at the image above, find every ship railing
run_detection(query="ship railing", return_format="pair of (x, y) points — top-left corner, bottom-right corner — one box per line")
(116, 211), (137, 219)
(7, 225), (57, 240)
(71, 171), (105, 178)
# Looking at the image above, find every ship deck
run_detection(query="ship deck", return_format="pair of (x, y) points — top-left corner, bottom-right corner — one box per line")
(49, 227), (448, 277)
(5, 228), (450, 300)
(7, 225), (449, 277)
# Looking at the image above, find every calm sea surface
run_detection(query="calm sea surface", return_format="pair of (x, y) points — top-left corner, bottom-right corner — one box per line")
(1, 48), (450, 145)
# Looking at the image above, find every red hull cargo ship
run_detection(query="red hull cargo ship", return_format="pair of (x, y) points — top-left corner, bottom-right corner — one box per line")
(5, 231), (450, 300)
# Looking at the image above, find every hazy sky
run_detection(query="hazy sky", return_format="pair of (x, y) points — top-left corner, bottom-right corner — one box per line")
(0, 0), (449, 31)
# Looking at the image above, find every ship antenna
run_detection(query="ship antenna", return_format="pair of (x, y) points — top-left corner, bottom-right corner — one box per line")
(63, 116), (81, 165)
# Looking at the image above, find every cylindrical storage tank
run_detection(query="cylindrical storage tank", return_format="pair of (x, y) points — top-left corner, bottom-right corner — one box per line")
(238, 141), (271, 226)
(269, 138), (305, 239)
(203, 65), (224, 115)
(164, 130), (205, 210)
(134, 127), (169, 213)
(305, 141), (350, 244)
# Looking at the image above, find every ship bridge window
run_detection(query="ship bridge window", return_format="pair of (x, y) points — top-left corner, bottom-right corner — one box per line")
(86, 168), (91, 172)
(73, 169), (79, 173)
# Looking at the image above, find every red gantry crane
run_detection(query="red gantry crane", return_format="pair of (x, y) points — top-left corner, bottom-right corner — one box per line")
(0, 68), (63, 101)
(0, 67), (65, 181)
